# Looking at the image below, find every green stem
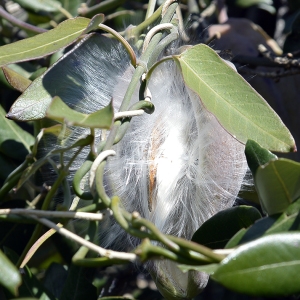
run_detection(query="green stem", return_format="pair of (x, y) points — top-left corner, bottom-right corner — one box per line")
(146, 55), (174, 81)
(0, 6), (47, 34)
(95, 162), (111, 207)
(17, 167), (69, 268)
(79, 0), (126, 18)
(168, 235), (225, 262)
(132, 218), (180, 252)
(73, 160), (93, 200)
(129, 5), (163, 38)
(98, 24), (137, 67)
(147, 33), (178, 66)
(77, 203), (106, 212)
(145, 0), (157, 20)
(0, 157), (32, 202)
(110, 197), (150, 239)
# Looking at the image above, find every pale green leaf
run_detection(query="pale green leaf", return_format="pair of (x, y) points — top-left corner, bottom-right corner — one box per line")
(213, 233), (300, 296)
(2, 66), (32, 92)
(13, 0), (62, 12)
(7, 16), (105, 122)
(7, 76), (52, 121)
(0, 249), (21, 296)
(255, 159), (300, 215)
(46, 96), (113, 129)
(174, 44), (295, 152)
(0, 17), (91, 66)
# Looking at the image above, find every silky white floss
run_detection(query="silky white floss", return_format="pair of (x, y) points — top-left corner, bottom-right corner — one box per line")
(42, 33), (249, 299)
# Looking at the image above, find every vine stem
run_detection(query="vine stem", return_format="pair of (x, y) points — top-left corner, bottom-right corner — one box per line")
(98, 23), (137, 67)
(142, 23), (174, 53)
(145, 0), (157, 20)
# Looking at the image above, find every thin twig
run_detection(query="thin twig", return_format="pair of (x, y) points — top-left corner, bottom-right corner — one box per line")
(0, 208), (104, 221)
(258, 44), (300, 68)
(114, 110), (145, 120)
(239, 67), (300, 78)
(31, 216), (137, 261)
(0, 6), (47, 34)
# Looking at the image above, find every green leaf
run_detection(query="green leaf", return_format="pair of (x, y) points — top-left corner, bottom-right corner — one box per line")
(236, 0), (273, 6)
(3, 248), (55, 300)
(0, 249), (21, 296)
(225, 228), (247, 248)
(178, 263), (219, 274)
(7, 76), (52, 121)
(46, 96), (113, 129)
(235, 0), (276, 13)
(7, 27), (107, 122)
(58, 0), (81, 16)
(13, 0), (62, 12)
(212, 233), (300, 296)
(192, 206), (261, 249)
(0, 153), (16, 180)
(59, 265), (97, 300)
(173, 44), (295, 152)
(29, 67), (47, 81)
(0, 106), (34, 160)
(2, 66), (32, 92)
(256, 159), (300, 215)
(245, 139), (277, 176)
(99, 297), (136, 299)
(0, 17), (91, 67)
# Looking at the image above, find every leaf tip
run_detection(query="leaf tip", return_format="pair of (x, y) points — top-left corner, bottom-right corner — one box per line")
(5, 112), (14, 120)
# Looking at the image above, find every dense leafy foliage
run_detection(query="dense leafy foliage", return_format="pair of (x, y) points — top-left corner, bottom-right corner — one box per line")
(0, 0), (300, 299)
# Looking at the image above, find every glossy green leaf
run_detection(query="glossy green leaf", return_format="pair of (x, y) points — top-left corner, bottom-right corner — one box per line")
(0, 249), (21, 296)
(256, 159), (300, 215)
(212, 233), (300, 296)
(178, 263), (219, 274)
(46, 96), (113, 129)
(238, 214), (279, 244)
(174, 44), (295, 152)
(240, 198), (300, 244)
(225, 228), (247, 248)
(0, 106), (34, 160)
(13, 0), (62, 12)
(245, 139), (277, 176)
(2, 66), (32, 92)
(0, 17), (91, 67)
(192, 206), (261, 249)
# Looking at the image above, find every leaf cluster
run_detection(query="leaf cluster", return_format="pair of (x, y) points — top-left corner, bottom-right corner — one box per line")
(0, 1), (299, 300)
